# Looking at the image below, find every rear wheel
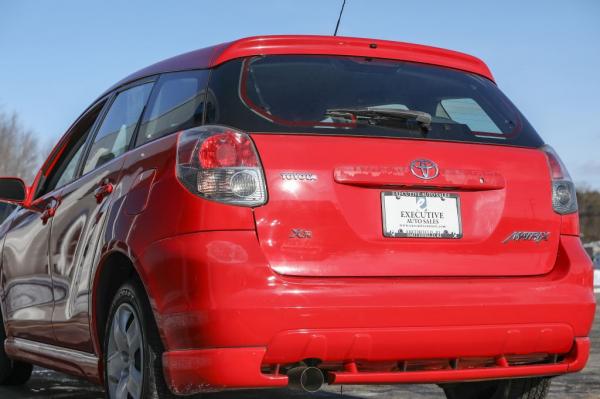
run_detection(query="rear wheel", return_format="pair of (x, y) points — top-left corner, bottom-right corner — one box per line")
(443, 377), (551, 399)
(104, 281), (174, 399)
(0, 317), (33, 385)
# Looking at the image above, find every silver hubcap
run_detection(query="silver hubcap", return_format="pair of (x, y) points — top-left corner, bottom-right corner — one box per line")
(107, 303), (143, 399)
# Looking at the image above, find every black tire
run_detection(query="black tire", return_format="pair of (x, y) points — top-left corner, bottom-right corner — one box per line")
(0, 315), (33, 386)
(103, 281), (175, 399)
(443, 377), (551, 399)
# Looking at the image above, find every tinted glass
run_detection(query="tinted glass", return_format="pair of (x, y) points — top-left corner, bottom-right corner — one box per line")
(83, 83), (152, 174)
(207, 56), (543, 148)
(54, 143), (86, 189)
(137, 70), (208, 146)
(437, 98), (502, 133)
(41, 101), (106, 196)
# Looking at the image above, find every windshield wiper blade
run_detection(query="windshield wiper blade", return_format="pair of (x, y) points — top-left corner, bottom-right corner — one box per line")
(326, 106), (432, 132)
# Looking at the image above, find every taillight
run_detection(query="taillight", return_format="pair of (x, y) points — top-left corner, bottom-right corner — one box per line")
(176, 125), (267, 207)
(542, 145), (577, 215)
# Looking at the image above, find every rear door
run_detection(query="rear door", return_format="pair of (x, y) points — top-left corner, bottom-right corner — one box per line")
(49, 81), (153, 352)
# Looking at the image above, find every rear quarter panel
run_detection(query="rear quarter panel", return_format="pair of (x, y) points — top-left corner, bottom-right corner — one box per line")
(90, 132), (256, 347)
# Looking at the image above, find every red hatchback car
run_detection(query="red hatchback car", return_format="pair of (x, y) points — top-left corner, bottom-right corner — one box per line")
(0, 36), (594, 399)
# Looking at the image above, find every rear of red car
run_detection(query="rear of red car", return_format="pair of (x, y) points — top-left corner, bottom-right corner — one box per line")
(143, 37), (595, 396)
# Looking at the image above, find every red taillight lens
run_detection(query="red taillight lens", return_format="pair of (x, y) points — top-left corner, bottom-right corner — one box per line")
(541, 145), (577, 215)
(545, 149), (565, 180)
(177, 126), (267, 207)
(198, 132), (259, 168)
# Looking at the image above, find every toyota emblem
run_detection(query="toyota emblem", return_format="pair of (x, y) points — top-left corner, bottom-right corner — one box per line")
(410, 159), (439, 180)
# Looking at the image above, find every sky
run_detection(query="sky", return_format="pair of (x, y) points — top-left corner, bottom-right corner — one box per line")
(1, 0), (599, 188)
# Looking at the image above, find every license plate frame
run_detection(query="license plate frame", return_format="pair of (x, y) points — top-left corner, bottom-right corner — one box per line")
(381, 191), (462, 239)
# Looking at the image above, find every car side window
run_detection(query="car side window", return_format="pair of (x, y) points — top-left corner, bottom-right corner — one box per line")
(82, 83), (153, 175)
(40, 100), (107, 196)
(136, 70), (209, 146)
(53, 136), (88, 188)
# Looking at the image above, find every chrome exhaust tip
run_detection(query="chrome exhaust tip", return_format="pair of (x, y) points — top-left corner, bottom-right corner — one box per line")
(287, 366), (325, 393)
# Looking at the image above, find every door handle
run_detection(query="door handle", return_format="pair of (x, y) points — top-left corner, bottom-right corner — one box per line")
(41, 201), (58, 225)
(94, 181), (114, 204)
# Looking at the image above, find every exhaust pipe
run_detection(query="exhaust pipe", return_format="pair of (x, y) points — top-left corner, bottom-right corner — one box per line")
(287, 366), (325, 393)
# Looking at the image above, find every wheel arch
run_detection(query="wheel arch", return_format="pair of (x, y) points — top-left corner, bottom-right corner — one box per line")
(90, 248), (163, 361)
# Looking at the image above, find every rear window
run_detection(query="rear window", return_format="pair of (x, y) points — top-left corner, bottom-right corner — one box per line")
(206, 55), (543, 147)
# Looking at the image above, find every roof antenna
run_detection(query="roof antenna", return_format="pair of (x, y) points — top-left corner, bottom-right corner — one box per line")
(333, 0), (347, 36)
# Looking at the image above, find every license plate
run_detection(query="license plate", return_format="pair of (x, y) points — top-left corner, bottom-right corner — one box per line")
(382, 191), (462, 239)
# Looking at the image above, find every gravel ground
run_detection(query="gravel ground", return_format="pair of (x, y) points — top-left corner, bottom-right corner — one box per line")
(1, 298), (598, 399)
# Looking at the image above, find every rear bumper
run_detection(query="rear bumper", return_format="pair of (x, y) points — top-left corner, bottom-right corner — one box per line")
(163, 338), (590, 394)
(137, 231), (595, 394)
(163, 348), (287, 392)
(329, 337), (590, 385)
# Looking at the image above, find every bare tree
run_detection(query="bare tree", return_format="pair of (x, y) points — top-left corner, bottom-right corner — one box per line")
(577, 188), (600, 243)
(0, 109), (43, 183)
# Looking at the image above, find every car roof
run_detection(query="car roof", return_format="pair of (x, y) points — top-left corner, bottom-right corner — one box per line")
(106, 35), (494, 93)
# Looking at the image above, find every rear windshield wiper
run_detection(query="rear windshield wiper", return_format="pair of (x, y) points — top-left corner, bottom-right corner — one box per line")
(325, 106), (432, 132)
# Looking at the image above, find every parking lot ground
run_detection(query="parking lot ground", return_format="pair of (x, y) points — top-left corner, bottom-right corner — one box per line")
(1, 296), (598, 399)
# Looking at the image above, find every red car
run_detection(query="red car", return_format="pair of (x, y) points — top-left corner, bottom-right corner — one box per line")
(0, 36), (594, 399)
